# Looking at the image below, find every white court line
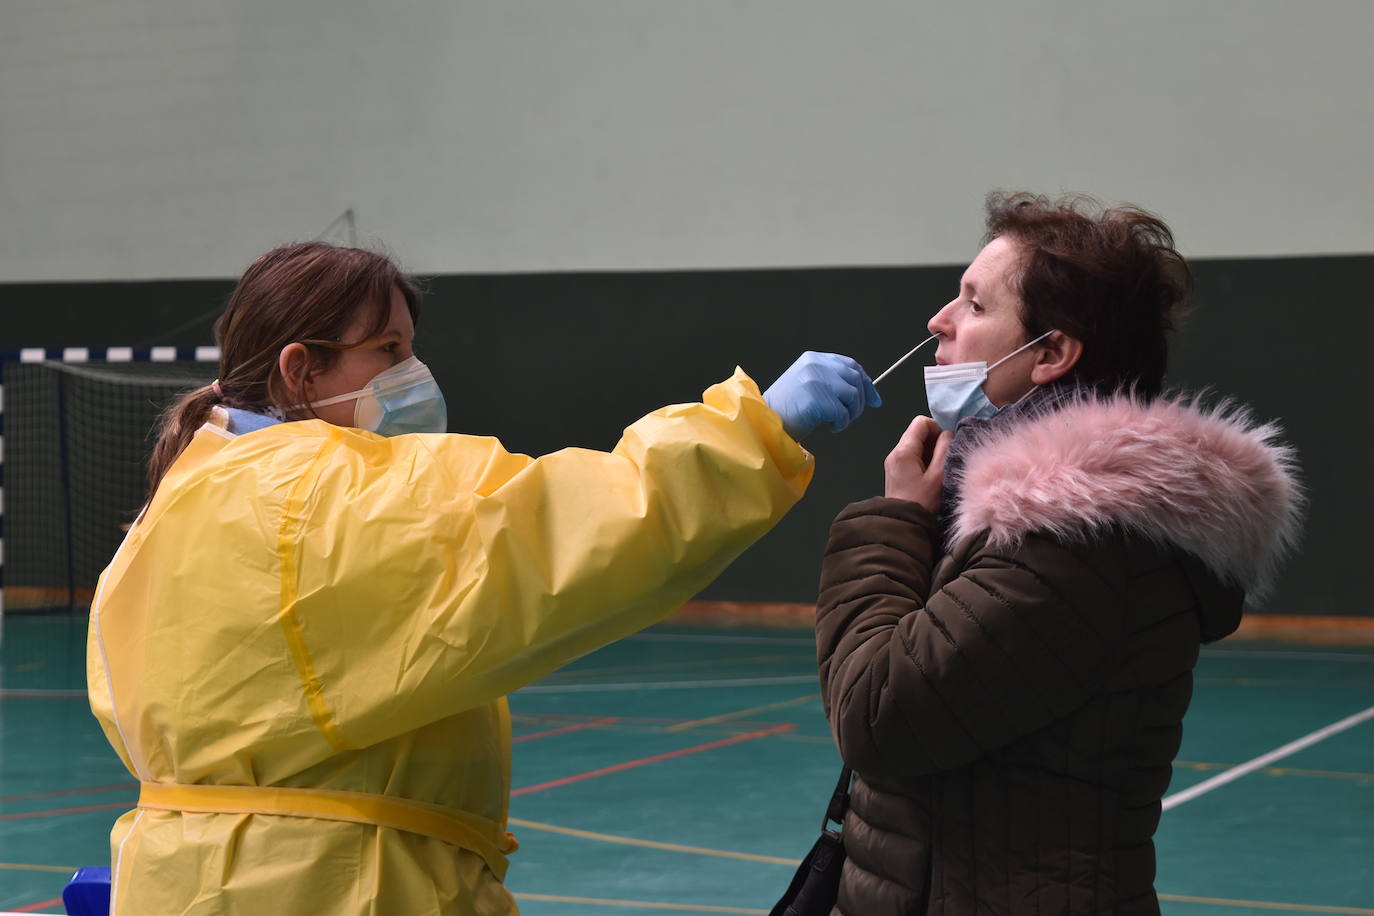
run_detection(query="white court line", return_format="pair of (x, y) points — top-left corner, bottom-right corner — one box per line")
(1162, 703), (1374, 811)
(634, 639), (1374, 660)
(1200, 648), (1374, 663)
(630, 633), (815, 646)
(518, 675), (816, 694)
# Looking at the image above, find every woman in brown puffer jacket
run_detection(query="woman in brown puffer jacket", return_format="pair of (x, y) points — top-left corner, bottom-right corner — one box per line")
(816, 193), (1303, 915)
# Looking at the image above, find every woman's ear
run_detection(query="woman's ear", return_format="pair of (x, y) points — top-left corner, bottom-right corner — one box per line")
(278, 343), (312, 404)
(1030, 331), (1084, 385)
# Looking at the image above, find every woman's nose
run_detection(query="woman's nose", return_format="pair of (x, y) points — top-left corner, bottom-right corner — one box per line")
(928, 302), (955, 338)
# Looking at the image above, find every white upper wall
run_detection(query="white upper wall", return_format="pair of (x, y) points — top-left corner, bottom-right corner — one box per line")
(2, 0), (1370, 281)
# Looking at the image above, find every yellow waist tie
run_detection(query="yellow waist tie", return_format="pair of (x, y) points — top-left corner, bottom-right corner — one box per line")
(139, 782), (518, 881)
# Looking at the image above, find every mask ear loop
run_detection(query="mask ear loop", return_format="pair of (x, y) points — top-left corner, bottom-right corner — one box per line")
(299, 387), (369, 410)
(987, 329), (1059, 412)
(986, 328), (1057, 373)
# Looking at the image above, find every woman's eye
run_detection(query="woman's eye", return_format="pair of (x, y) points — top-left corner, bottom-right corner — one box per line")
(969, 300), (983, 313)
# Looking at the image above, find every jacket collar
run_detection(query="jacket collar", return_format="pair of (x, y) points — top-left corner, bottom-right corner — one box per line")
(939, 380), (1076, 531)
(947, 390), (1304, 603)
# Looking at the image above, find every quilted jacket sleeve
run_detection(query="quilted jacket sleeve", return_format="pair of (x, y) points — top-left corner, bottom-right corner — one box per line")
(817, 496), (1129, 782)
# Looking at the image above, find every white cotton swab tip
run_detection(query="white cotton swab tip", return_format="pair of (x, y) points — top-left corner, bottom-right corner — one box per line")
(873, 334), (939, 387)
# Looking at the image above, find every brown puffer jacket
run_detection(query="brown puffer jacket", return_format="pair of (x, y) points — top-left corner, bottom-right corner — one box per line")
(817, 392), (1302, 916)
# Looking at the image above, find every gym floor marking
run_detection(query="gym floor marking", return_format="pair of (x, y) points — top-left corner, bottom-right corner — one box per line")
(625, 633), (815, 646)
(541, 655), (797, 683)
(4, 617), (1371, 914)
(1176, 761), (1374, 783)
(663, 693), (816, 733)
(0, 802), (131, 821)
(510, 723), (794, 797)
(511, 716), (620, 744)
(507, 818), (797, 865)
(1155, 896), (1374, 915)
(5, 899), (65, 914)
(517, 675), (817, 693)
(1162, 703), (1374, 810)
(0, 783), (137, 804)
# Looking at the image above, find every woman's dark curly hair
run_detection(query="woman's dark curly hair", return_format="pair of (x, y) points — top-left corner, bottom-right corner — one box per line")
(985, 191), (1192, 398)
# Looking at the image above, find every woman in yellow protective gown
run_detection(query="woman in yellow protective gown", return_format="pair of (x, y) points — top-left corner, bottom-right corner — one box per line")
(87, 242), (878, 915)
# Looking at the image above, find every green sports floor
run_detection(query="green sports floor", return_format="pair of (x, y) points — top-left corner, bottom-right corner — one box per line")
(2, 611), (1372, 915)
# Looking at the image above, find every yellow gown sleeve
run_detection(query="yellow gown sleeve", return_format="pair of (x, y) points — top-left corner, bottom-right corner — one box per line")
(287, 369), (812, 749)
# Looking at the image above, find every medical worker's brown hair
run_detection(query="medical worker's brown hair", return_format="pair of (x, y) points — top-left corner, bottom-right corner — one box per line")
(146, 242), (422, 500)
(984, 191), (1192, 399)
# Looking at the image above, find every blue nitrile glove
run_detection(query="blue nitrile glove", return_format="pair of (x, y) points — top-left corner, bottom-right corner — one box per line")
(763, 351), (881, 441)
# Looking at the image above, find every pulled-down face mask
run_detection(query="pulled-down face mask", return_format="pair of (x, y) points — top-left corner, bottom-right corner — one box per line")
(923, 329), (1056, 430)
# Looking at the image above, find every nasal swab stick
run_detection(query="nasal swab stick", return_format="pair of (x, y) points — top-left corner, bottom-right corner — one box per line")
(873, 334), (938, 387)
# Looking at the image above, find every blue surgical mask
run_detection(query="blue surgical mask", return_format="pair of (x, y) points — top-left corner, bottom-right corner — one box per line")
(923, 330), (1056, 430)
(306, 356), (448, 436)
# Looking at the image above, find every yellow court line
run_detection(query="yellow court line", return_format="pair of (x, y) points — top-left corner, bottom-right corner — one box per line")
(547, 655), (795, 683)
(1176, 761), (1374, 782)
(0, 862), (76, 873)
(1259, 765), (1374, 781)
(507, 817), (797, 865)
(1159, 893), (1374, 914)
(664, 693), (818, 733)
(513, 894), (767, 914)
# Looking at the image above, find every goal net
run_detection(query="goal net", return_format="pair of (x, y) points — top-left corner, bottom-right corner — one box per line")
(1, 348), (217, 613)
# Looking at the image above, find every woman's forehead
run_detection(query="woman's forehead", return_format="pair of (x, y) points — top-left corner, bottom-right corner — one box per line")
(342, 288), (413, 342)
(964, 237), (1021, 299)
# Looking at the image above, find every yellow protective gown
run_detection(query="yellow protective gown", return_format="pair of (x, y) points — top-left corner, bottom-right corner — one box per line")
(87, 369), (812, 915)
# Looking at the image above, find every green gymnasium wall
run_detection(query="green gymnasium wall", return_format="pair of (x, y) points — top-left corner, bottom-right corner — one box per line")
(2, 255), (1364, 614)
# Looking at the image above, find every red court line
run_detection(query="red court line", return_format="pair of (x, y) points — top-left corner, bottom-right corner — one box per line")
(510, 722), (795, 797)
(511, 716), (619, 744)
(0, 801), (131, 821)
(0, 782), (139, 804)
(12, 897), (64, 913)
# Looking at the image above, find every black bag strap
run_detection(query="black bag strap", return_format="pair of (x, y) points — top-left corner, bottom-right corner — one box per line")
(822, 767), (853, 831)
(770, 767), (855, 916)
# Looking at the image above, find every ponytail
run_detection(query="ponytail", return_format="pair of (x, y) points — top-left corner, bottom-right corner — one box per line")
(146, 384), (222, 499)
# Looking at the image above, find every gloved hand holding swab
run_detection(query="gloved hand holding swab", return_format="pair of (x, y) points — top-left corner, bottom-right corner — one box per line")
(763, 351), (881, 439)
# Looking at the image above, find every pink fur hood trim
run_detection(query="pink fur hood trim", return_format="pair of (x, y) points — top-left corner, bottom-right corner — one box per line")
(950, 394), (1303, 600)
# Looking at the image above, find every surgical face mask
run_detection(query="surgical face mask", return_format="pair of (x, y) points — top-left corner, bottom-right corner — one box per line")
(923, 329), (1056, 430)
(304, 356), (448, 436)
